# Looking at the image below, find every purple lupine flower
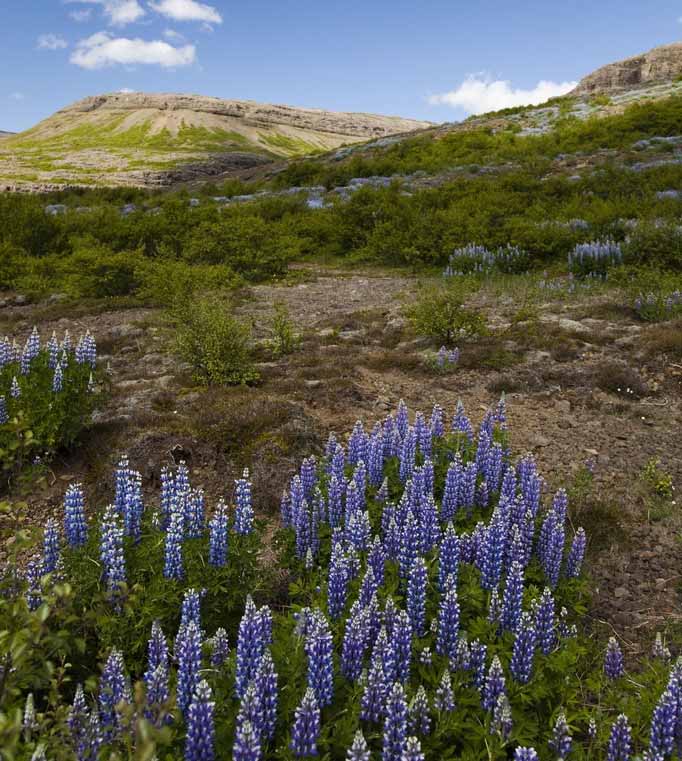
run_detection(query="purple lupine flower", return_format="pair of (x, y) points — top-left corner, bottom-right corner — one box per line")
(236, 682), (263, 740)
(24, 554), (43, 611)
(450, 635), (470, 673)
(185, 488), (205, 539)
(144, 664), (169, 726)
(395, 399), (409, 438)
(99, 648), (131, 741)
(376, 477), (389, 505)
(348, 421), (367, 468)
(368, 433), (384, 486)
(488, 588), (501, 625)
(177, 620), (202, 718)
(436, 579), (460, 659)
(607, 714), (632, 761)
(368, 535), (386, 589)
(407, 557), (427, 637)
(543, 519), (565, 590)
(331, 444), (346, 486)
(549, 711), (572, 760)
(535, 588), (556, 655)
(163, 500), (184, 579)
(394, 610), (413, 683)
(480, 512), (506, 591)
(431, 404), (445, 438)
(145, 620), (169, 674)
(235, 597), (268, 698)
(46, 331), (59, 369)
(434, 670), (455, 713)
(402, 737), (424, 761)
(514, 749), (539, 761)
(68, 684), (91, 760)
(254, 650), (278, 741)
(408, 686), (431, 736)
(419, 646), (432, 667)
(460, 462), (477, 514)
(361, 655), (388, 723)
(290, 687), (320, 758)
(565, 528), (586, 578)
(383, 682), (408, 761)
(588, 718), (597, 742)
(604, 638), (624, 680)
(99, 507), (125, 606)
(52, 362), (64, 393)
(210, 628), (230, 667)
(399, 427), (417, 483)
(359, 566), (379, 608)
(438, 523), (459, 592)
(122, 470), (144, 543)
(649, 688), (676, 759)
(342, 605), (369, 682)
(469, 640), (488, 689)
(42, 518), (61, 574)
(208, 500), (229, 566)
(233, 720), (261, 761)
(305, 611), (334, 707)
(482, 655), (506, 712)
(327, 542), (349, 621)
(326, 475), (342, 529)
(501, 561), (524, 633)
(184, 680), (214, 761)
(451, 400), (473, 441)
(300, 456), (317, 500)
(280, 489), (292, 528)
(420, 494), (440, 552)
(181, 588), (204, 634)
(234, 469), (254, 535)
(399, 510), (420, 579)
(510, 612), (536, 684)
(347, 730), (370, 761)
(492, 693), (513, 740)
(441, 460), (460, 523)
(64, 484), (88, 548)
(0, 396), (7, 425)
(652, 633), (671, 662)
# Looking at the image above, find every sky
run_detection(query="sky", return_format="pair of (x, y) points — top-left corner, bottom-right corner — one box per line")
(2, 1), (682, 132)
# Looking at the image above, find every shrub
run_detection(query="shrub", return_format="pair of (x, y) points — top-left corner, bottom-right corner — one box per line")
(406, 280), (486, 344)
(267, 302), (301, 357)
(174, 295), (260, 386)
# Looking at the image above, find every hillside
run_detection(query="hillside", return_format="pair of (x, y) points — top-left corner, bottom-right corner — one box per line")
(0, 92), (430, 190)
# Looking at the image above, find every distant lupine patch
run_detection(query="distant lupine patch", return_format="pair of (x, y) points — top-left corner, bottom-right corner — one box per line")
(429, 345), (460, 373)
(568, 239), (623, 278)
(444, 243), (530, 276)
(634, 290), (682, 322)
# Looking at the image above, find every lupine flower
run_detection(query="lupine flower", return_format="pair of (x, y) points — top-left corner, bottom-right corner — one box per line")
(233, 720), (261, 761)
(68, 684), (91, 760)
(408, 686), (431, 736)
(549, 711), (572, 760)
(383, 682), (408, 761)
(588, 718), (597, 742)
(144, 664), (169, 726)
(327, 542), (349, 620)
(64, 484), (88, 548)
(236, 597), (268, 698)
(210, 628), (230, 667)
(434, 670), (455, 713)
(99, 507), (125, 606)
(290, 687), (320, 758)
(565, 528), (586, 578)
(399, 510), (420, 579)
(649, 688), (676, 759)
(99, 648), (131, 741)
(419, 646), (432, 667)
(163, 504), (184, 579)
(177, 620), (203, 718)
(451, 400), (473, 441)
(438, 523), (459, 591)
(393, 610), (412, 683)
(347, 729), (370, 761)
(480, 511), (506, 591)
(604, 637), (624, 680)
(469, 640), (488, 689)
(342, 604), (370, 682)
(514, 749), (539, 761)
(607, 714), (632, 761)
(501, 561), (524, 633)
(255, 650), (278, 741)
(0, 396), (7, 424)
(492, 693), (513, 740)
(234, 469), (254, 535)
(435, 579), (460, 659)
(361, 656), (388, 723)
(185, 488), (205, 539)
(482, 655), (506, 712)
(236, 683), (263, 740)
(407, 557), (427, 637)
(145, 620), (169, 675)
(52, 362), (63, 393)
(42, 519), (61, 574)
(652, 633), (671, 662)
(510, 612), (536, 684)
(535, 588), (556, 655)
(305, 611), (334, 707)
(402, 736), (425, 761)
(24, 554), (44, 611)
(184, 680), (214, 761)
(208, 501), (229, 566)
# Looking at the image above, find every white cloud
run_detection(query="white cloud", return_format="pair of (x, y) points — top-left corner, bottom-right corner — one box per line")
(37, 33), (68, 50)
(71, 31), (196, 68)
(9, 92), (25, 101)
(149, 0), (222, 24)
(163, 28), (185, 41)
(68, 1), (146, 27)
(428, 74), (577, 115)
(70, 8), (93, 22)
(117, 87), (137, 93)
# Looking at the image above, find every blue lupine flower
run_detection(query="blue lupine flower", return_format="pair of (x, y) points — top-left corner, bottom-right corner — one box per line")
(436, 579), (460, 659)
(419, 646), (432, 667)
(163, 504), (184, 579)
(10, 376), (21, 398)
(451, 635), (470, 673)
(24, 554), (44, 611)
(122, 470), (144, 543)
(144, 664), (169, 726)
(233, 720), (261, 761)
(514, 748), (539, 761)
(361, 655), (388, 723)
(235, 597), (269, 698)
(210, 628), (230, 667)
(347, 509), (371, 552)
(331, 444), (346, 486)
(607, 714), (632, 761)
(549, 711), (572, 760)
(145, 620), (169, 674)
(341, 605), (369, 682)
(327, 542), (349, 621)
(419, 494), (440, 551)
(652, 633), (671, 662)
(565, 528), (586, 578)
(368, 433), (384, 486)
(186, 488), (205, 539)
(47, 332), (59, 369)
(300, 456), (317, 500)
(482, 655), (506, 712)
(64, 484), (88, 548)
(68, 684), (91, 760)
(113, 456), (131, 514)
(492, 693), (513, 740)
(52, 363), (63, 393)
(383, 682), (408, 761)
(402, 736), (425, 761)
(408, 686), (431, 736)
(347, 730), (370, 761)
(373, 626), (398, 686)
(255, 650), (278, 741)
(460, 462), (477, 515)
(399, 510), (420, 579)
(280, 489), (292, 528)
(0, 396), (7, 425)
(359, 566), (378, 608)
(430, 404), (444, 438)
(469, 639), (488, 689)
(290, 687), (320, 758)
(99, 507), (125, 606)
(407, 557), (427, 637)
(42, 518), (61, 574)
(180, 588), (204, 635)
(451, 400), (473, 441)
(99, 648), (131, 741)
(510, 612), (536, 684)
(184, 680), (214, 761)
(395, 400), (409, 438)
(368, 535), (386, 589)
(348, 421), (367, 468)
(438, 523), (459, 592)
(399, 427), (417, 483)
(394, 610), (413, 683)
(328, 475), (343, 528)
(208, 501), (229, 566)
(501, 561), (524, 633)
(234, 469), (254, 535)
(535, 588), (556, 655)
(176, 620), (202, 718)
(604, 637), (624, 680)
(434, 670), (455, 713)
(649, 688), (676, 759)
(480, 511), (506, 591)
(543, 518), (565, 590)
(305, 611), (334, 707)
(237, 683), (263, 741)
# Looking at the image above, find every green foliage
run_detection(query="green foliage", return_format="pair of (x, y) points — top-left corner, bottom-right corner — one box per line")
(174, 294), (260, 386)
(406, 280), (486, 345)
(641, 457), (675, 501)
(266, 303), (301, 357)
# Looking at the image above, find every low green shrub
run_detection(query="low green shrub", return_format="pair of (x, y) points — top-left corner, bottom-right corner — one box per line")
(267, 303), (301, 357)
(406, 280), (486, 345)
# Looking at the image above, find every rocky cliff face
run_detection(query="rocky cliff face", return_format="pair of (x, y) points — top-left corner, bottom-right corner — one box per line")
(572, 43), (682, 95)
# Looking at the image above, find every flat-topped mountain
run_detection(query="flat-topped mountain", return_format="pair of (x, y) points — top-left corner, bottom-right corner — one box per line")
(572, 42), (682, 95)
(0, 92), (431, 190)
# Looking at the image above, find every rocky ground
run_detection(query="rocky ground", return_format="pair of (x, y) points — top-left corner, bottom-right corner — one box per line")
(0, 266), (680, 658)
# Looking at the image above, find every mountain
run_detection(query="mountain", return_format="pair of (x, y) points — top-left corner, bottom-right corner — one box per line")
(0, 131), (14, 138)
(572, 42), (682, 95)
(0, 92), (430, 190)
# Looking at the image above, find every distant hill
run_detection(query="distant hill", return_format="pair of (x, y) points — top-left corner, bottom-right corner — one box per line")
(0, 92), (431, 190)
(0, 131), (14, 138)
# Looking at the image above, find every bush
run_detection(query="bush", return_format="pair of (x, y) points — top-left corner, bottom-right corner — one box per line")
(406, 280), (486, 345)
(267, 303), (301, 357)
(174, 295), (260, 386)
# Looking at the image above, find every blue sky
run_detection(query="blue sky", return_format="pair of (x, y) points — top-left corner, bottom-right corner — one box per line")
(2, 0), (682, 132)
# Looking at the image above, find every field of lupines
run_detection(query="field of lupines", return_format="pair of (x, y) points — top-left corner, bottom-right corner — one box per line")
(0, 328), (99, 479)
(2, 387), (681, 761)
